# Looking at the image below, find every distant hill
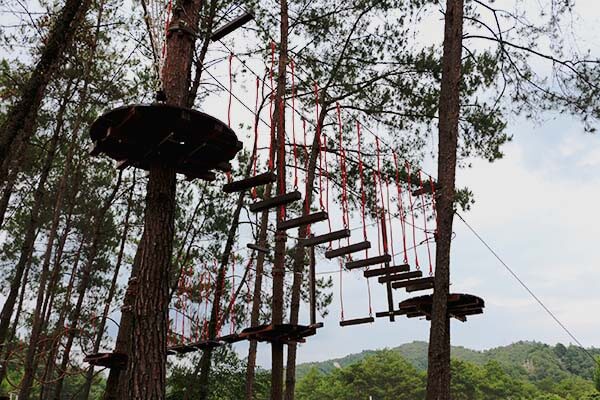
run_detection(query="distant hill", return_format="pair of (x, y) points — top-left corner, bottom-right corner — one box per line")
(296, 340), (600, 383)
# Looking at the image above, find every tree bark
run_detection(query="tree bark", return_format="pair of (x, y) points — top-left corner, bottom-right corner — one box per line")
(426, 1), (464, 399)
(244, 197), (271, 400)
(123, 2), (202, 398)
(81, 174), (135, 400)
(16, 115), (67, 400)
(0, 0), (92, 184)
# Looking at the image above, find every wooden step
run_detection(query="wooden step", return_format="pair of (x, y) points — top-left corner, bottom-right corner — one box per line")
(299, 229), (351, 247)
(363, 264), (410, 278)
(377, 270), (422, 284)
(339, 317), (375, 327)
(325, 241), (370, 259)
(406, 280), (435, 293)
(247, 243), (269, 253)
(249, 190), (301, 213)
(223, 172), (276, 193)
(211, 12), (254, 41)
(277, 211), (328, 231)
(346, 254), (391, 270)
(392, 277), (434, 290)
(412, 182), (441, 196)
(375, 309), (408, 318)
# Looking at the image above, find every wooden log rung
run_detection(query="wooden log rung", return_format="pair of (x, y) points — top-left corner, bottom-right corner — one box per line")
(339, 317), (375, 327)
(375, 309), (408, 318)
(211, 12), (254, 41)
(247, 243), (269, 253)
(377, 270), (422, 284)
(392, 276), (434, 289)
(249, 190), (301, 213)
(363, 264), (410, 278)
(346, 254), (391, 270)
(277, 211), (328, 231)
(325, 241), (371, 259)
(223, 171), (276, 193)
(299, 229), (351, 247)
(406, 281), (435, 292)
(412, 182), (441, 197)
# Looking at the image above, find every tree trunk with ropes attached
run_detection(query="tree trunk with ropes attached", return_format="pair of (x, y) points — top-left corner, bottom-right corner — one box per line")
(121, 0), (203, 398)
(426, 1), (464, 399)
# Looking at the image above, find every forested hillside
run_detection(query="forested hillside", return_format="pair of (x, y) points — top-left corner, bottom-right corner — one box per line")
(296, 345), (600, 400)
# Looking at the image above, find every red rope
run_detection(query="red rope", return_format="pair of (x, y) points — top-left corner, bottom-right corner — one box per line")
(375, 138), (387, 255)
(302, 119), (312, 235)
(322, 122), (332, 235)
(418, 171), (433, 275)
(315, 82), (324, 211)
(228, 53), (233, 128)
(336, 103), (349, 229)
(267, 42), (276, 171)
(290, 60), (299, 189)
(356, 122), (367, 243)
(393, 152), (408, 264)
(405, 162), (419, 269)
(385, 177), (395, 264)
(251, 77), (260, 199)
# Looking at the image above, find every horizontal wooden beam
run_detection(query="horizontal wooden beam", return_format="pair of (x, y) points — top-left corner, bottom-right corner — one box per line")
(299, 229), (351, 247)
(249, 190), (301, 213)
(377, 270), (422, 284)
(325, 241), (371, 259)
(405, 280), (435, 292)
(277, 211), (328, 231)
(211, 13), (254, 42)
(247, 243), (269, 253)
(223, 171), (275, 193)
(346, 254), (391, 270)
(392, 277), (434, 290)
(363, 264), (410, 278)
(339, 317), (375, 327)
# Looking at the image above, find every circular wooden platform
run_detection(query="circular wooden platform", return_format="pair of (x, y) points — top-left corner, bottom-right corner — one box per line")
(89, 104), (242, 180)
(398, 293), (484, 321)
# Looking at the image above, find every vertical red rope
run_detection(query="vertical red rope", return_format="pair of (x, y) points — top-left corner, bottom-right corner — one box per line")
(405, 162), (420, 269)
(385, 177), (395, 264)
(393, 152), (408, 264)
(336, 103), (349, 230)
(315, 82), (324, 211)
(418, 171), (433, 275)
(228, 53), (233, 128)
(267, 42), (276, 171)
(302, 119), (312, 236)
(339, 258), (344, 321)
(356, 122), (367, 244)
(375, 138), (387, 255)
(290, 60), (299, 189)
(322, 129), (332, 235)
(251, 77), (260, 199)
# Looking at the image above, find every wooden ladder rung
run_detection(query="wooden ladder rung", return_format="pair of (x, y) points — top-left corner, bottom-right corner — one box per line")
(392, 276), (434, 290)
(375, 309), (408, 318)
(299, 229), (351, 247)
(363, 264), (410, 278)
(412, 182), (441, 196)
(211, 12), (254, 41)
(247, 243), (269, 253)
(346, 254), (391, 270)
(325, 241), (370, 259)
(277, 211), (328, 231)
(406, 281), (435, 293)
(377, 270), (422, 284)
(339, 317), (375, 327)
(223, 172), (276, 193)
(249, 190), (301, 213)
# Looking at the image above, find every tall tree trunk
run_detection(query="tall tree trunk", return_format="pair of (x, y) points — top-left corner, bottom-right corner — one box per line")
(51, 173), (122, 400)
(81, 175), (135, 400)
(284, 103), (327, 400)
(16, 121), (67, 400)
(123, 2), (202, 398)
(0, 0), (92, 185)
(426, 1), (464, 399)
(0, 247), (34, 387)
(244, 203), (271, 400)
(270, 0), (290, 397)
